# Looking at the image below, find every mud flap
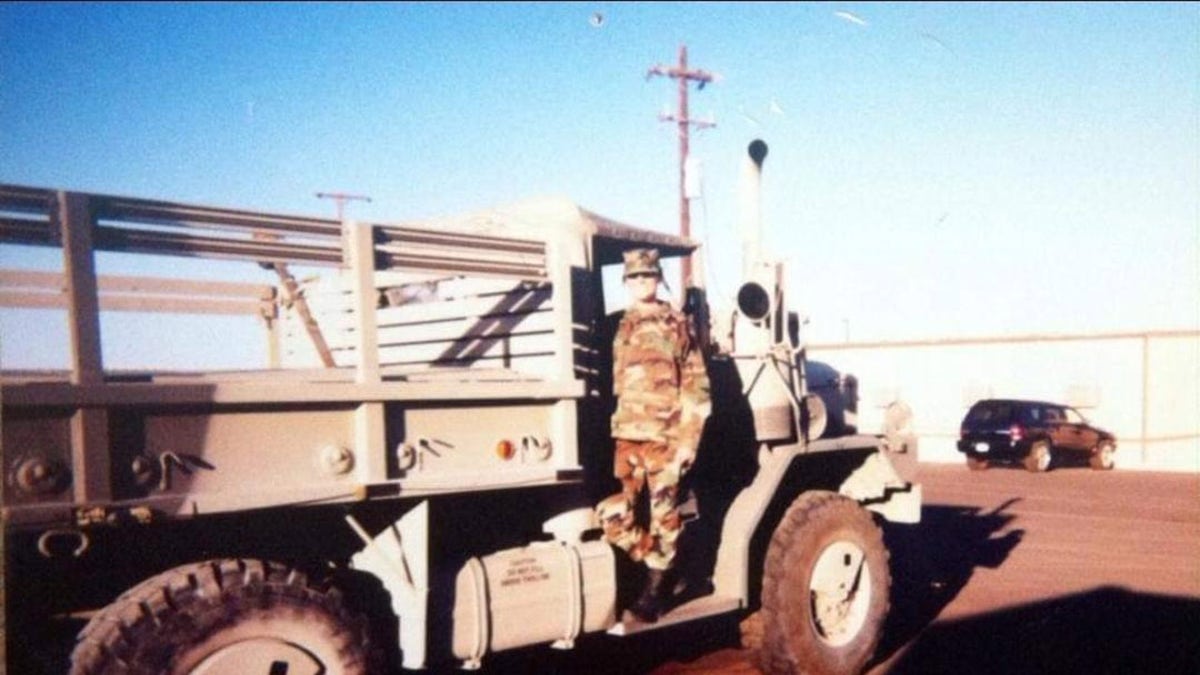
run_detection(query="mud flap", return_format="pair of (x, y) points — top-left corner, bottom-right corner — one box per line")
(348, 501), (431, 669)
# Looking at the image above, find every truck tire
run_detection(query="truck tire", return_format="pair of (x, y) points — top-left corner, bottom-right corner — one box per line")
(759, 491), (890, 675)
(1090, 440), (1116, 470)
(1024, 441), (1052, 472)
(70, 558), (372, 675)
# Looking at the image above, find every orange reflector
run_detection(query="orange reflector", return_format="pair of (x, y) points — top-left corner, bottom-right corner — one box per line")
(495, 439), (516, 460)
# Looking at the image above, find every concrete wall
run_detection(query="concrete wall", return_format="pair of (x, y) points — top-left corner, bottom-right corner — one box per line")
(809, 330), (1200, 472)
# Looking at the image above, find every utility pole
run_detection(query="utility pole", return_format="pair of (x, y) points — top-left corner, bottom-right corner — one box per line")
(647, 44), (716, 289)
(316, 191), (372, 221)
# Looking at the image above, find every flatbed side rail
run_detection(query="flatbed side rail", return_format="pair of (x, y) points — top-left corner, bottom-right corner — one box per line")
(1, 377), (585, 407)
(0, 184), (344, 265)
(0, 269), (276, 317)
(1, 185), (582, 526)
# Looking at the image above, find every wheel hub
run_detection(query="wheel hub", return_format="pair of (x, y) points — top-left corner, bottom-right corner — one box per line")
(1036, 448), (1050, 471)
(188, 638), (325, 675)
(809, 540), (872, 647)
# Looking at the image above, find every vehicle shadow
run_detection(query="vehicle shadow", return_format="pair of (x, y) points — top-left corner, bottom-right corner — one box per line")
(1050, 452), (1104, 471)
(977, 453), (1100, 472)
(886, 587), (1200, 674)
(4, 616), (83, 675)
(871, 499), (1025, 668)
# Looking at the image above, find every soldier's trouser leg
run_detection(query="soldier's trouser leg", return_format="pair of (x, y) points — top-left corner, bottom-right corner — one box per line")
(643, 442), (685, 571)
(596, 439), (685, 570)
(597, 439), (651, 561)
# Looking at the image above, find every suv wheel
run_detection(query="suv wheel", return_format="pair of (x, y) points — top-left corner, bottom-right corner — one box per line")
(1089, 441), (1116, 470)
(1023, 441), (1051, 473)
(966, 453), (989, 471)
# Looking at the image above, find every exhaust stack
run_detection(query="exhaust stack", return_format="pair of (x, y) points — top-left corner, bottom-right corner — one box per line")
(739, 139), (769, 278)
(732, 139), (794, 442)
(730, 138), (828, 443)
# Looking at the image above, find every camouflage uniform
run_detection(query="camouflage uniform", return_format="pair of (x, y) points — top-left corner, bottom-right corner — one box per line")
(597, 249), (711, 572)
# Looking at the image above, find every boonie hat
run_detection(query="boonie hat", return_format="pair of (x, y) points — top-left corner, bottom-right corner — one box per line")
(623, 248), (662, 278)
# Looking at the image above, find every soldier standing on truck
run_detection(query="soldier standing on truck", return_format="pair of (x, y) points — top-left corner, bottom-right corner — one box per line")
(596, 248), (712, 623)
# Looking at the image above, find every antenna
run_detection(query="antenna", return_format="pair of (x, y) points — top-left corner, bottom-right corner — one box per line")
(647, 44), (718, 290)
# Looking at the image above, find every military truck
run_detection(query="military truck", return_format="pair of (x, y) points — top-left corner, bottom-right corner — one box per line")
(1, 140), (920, 675)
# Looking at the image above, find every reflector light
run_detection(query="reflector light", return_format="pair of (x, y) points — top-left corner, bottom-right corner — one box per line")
(496, 439), (516, 461)
(1009, 424), (1024, 442)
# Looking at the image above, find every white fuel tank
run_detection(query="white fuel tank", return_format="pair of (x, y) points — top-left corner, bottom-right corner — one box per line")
(451, 540), (617, 663)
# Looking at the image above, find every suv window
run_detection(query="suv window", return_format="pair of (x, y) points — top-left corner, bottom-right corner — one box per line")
(1065, 407), (1087, 424)
(1017, 406), (1038, 424)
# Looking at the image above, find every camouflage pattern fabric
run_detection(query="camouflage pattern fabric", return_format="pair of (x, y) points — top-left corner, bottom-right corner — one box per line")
(599, 299), (711, 570)
(622, 248), (662, 277)
(609, 300), (711, 453)
(597, 439), (685, 570)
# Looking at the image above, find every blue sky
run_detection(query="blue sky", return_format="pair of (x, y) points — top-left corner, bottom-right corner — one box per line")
(2, 2), (1197, 368)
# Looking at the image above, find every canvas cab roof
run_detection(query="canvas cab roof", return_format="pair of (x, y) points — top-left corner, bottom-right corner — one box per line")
(399, 196), (698, 267)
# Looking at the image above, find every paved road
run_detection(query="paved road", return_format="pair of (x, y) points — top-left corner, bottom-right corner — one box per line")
(648, 461), (1200, 675)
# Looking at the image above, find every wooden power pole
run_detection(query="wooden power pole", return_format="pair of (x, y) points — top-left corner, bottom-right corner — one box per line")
(647, 44), (716, 289)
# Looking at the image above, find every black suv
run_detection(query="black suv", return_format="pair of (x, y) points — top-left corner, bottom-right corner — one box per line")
(957, 399), (1116, 472)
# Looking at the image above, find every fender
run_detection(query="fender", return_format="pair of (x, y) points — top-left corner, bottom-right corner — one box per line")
(711, 436), (920, 605)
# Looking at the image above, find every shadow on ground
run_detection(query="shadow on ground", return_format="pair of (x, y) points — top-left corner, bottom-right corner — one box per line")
(872, 500), (1025, 665)
(876, 500), (1198, 675)
(888, 587), (1200, 675)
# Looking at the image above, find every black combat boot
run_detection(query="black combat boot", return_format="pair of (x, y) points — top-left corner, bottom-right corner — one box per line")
(629, 568), (667, 623)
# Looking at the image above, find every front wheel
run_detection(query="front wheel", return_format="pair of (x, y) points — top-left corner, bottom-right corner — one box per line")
(966, 453), (989, 471)
(759, 491), (890, 675)
(70, 558), (373, 675)
(1090, 440), (1116, 470)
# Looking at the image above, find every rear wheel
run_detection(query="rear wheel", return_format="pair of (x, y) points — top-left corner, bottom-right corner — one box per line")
(759, 491), (890, 675)
(1090, 440), (1116, 470)
(966, 453), (989, 471)
(1024, 441), (1052, 472)
(70, 558), (372, 675)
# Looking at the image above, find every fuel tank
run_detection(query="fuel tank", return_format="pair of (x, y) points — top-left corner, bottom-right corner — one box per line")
(451, 539), (617, 664)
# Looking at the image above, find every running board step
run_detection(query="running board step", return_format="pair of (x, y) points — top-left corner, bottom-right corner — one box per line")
(607, 593), (741, 636)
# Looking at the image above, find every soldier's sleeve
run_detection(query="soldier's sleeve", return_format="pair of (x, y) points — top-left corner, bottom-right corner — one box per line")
(675, 319), (711, 452)
(611, 313), (628, 399)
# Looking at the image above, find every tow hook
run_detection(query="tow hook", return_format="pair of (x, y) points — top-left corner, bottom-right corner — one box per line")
(37, 528), (90, 558)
